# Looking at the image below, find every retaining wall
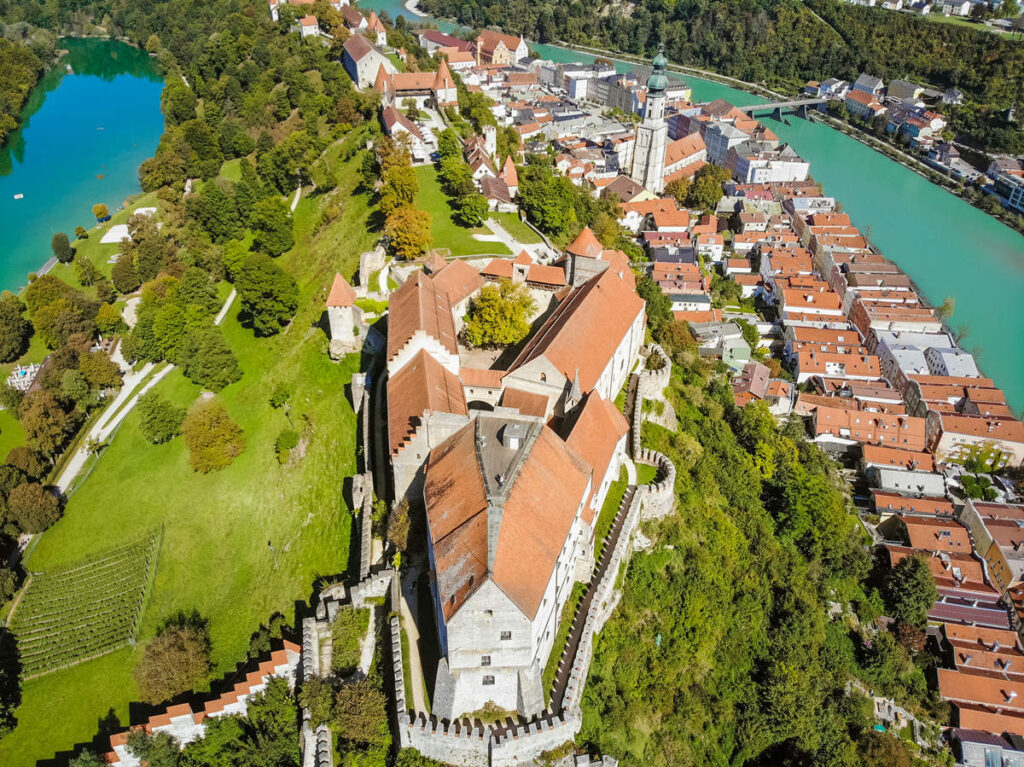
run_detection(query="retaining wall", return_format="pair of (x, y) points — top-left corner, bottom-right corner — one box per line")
(636, 344), (671, 401)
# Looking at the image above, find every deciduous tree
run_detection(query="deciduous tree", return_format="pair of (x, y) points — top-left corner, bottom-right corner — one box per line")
(883, 555), (938, 626)
(51, 232), (73, 264)
(234, 254), (299, 336)
(182, 399), (245, 473)
(18, 390), (78, 458)
(138, 391), (187, 445)
(384, 206), (431, 260)
(0, 291), (31, 363)
(248, 198), (295, 256)
(134, 617), (211, 704)
(7, 482), (61, 533)
(462, 279), (535, 347)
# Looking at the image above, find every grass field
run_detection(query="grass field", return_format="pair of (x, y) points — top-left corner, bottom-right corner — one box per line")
(413, 166), (511, 258)
(594, 466), (629, 561)
(490, 212), (542, 245)
(0, 147), (378, 766)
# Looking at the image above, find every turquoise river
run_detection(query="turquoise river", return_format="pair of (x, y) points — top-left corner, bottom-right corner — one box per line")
(4, 18), (1023, 411)
(0, 38), (164, 289)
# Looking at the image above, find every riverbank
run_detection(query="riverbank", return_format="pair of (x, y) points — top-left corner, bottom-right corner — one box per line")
(403, 0), (427, 17)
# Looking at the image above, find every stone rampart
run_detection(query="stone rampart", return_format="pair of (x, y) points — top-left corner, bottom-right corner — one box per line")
(636, 449), (676, 520)
(636, 344), (671, 401)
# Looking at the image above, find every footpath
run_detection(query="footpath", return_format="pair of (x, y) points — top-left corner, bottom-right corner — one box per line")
(54, 289), (237, 494)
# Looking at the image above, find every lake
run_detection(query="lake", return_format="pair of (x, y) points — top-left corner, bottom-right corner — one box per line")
(0, 38), (164, 292)
(368, 1), (1024, 411)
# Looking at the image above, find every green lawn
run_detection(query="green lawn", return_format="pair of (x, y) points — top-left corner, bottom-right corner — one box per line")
(413, 166), (511, 258)
(0, 153), (378, 766)
(594, 466), (629, 561)
(541, 580), (587, 706)
(0, 408), (26, 461)
(636, 462), (658, 486)
(491, 212), (542, 245)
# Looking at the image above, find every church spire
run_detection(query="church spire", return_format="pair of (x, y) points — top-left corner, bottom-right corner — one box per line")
(647, 42), (668, 94)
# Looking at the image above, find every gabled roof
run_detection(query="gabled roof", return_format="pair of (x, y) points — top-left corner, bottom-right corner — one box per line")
(341, 5), (365, 27)
(366, 10), (386, 32)
(509, 264), (644, 393)
(343, 33), (374, 62)
(480, 175), (512, 204)
(386, 271), (457, 363)
(476, 29), (525, 58)
(387, 349), (467, 455)
(664, 133), (705, 167)
(424, 415), (591, 621)
(500, 156), (519, 187)
(430, 259), (483, 307)
(565, 392), (628, 524)
(381, 106), (424, 141)
(326, 273), (356, 308)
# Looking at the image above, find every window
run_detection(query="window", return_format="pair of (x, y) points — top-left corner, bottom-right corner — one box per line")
(540, 373), (547, 382)
(483, 675), (495, 686)
(481, 655), (491, 666)
(500, 631), (512, 641)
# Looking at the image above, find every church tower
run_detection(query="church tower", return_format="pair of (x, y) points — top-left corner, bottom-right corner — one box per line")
(630, 44), (669, 194)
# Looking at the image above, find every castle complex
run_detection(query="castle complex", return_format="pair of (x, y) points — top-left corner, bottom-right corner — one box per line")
(385, 232), (645, 719)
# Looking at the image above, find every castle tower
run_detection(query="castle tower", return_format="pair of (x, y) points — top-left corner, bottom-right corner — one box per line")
(630, 44), (669, 194)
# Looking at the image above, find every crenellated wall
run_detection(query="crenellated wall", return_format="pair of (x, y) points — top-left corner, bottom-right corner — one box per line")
(635, 449), (676, 520)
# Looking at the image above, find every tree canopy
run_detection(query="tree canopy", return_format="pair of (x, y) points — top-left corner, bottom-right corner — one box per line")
(461, 279), (536, 348)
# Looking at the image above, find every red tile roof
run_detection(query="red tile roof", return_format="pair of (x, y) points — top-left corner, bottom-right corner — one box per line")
(326, 273), (357, 308)
(565, 392), (628, 524)
(386, 271), (457, 363)
(387, 350), (467, 455)
(510, 265), (644, 393)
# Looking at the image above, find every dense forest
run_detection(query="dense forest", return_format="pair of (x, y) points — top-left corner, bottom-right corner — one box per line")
(420, 0), (1024, 153)
(0, 36), (46, 145)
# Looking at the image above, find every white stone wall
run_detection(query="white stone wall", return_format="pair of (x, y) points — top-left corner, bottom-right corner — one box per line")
(387, 331), (460, 375)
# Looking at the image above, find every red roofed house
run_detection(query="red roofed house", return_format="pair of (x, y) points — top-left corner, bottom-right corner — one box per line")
(366, 10), (387, 46)
(325, 273), (362, 351)
(499, 155), (519, 196)
(423, 411), (592, 718)
(475, 29), (528, 65)
(386, 271), (459, 375)
(380, 105), (429, 163)
(388, 349), (469, 498)
(376, 58), (458, 111)
(299, 14), (320, 38)
(926, 411), (1024, 468)
(503, 250), (645, 418)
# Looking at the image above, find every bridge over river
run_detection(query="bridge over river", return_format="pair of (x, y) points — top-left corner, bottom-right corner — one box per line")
(737, 98), (827, 120)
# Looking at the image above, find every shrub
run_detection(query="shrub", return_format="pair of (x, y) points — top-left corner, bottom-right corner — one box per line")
(182, 399), (245, 473)
(333, 679), (388, 746)
(298, 675), (335, 728)
(134, 615), (211, 704)
(138, 391), (186, 444)
(331, 608), (369, 676)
